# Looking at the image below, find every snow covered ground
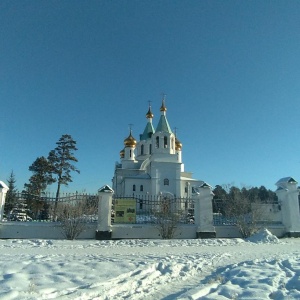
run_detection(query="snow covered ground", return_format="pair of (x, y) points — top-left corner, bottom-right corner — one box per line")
(0, 229), (300, 300)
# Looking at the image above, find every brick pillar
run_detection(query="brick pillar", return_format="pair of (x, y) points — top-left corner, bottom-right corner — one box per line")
(194, 183), (216, 238)
(95, 185), (114, 240)
(276, 177), (300, 237)
(0, 181), (9, 221)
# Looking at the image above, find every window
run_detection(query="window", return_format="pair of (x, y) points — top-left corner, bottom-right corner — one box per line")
(164, 178), (169, 186)
(149, 144), (152, 154)
(140, 185), (143, 192)
(164, 136), (168, 148)
(133, 184), (136, 191)
(156, 136), (159, 148)
(141, 144), (144, 155)
(130, 150), (132, 158)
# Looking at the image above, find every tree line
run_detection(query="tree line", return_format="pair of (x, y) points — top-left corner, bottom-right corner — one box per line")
(5, 134), (80, 215)
(213, 184), (278, 204)
(212, 184), (278, 238)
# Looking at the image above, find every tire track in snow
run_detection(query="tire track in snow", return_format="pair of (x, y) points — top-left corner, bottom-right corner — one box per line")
(56, 253), (231, 300)
(177, 256), (300, 299)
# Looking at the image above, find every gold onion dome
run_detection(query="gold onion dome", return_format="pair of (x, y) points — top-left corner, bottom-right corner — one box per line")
(175, 137), (182, 151)
(160, 100), (167, 112)
(146, 106), (154, 119)
(120, 148), (125, 158)
(124, 131), (137, 147)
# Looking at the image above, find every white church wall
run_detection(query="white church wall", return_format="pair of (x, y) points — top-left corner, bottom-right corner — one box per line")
(251, 203), (282, 223)
(0, 221), (287, 239)
(111, 224), (197, 239)
(0, 222), (97, 239)
(214, 225), (285, 238)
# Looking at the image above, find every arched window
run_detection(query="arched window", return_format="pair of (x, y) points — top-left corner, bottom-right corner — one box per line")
(133, 184), (136, 191)
(164, 178), (169, 186)
(149, 144), (152, 154)
(141, 144), (144, 155)
(156, 136), (159, 148)
(130, 149), (132, 158)
(140, 185), (143, 192)
(164, 136), (168, 148)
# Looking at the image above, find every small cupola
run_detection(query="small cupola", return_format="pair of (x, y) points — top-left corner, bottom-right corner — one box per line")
(160, 99), (167, 113)
(175, 137), (182, 151)
(146, 106), (154, 119)
(124, 130), (137, 148)
(120, 148), (125, 158)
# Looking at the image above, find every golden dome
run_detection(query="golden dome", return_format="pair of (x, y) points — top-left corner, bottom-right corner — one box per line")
(160, 101), (167, 112)
(175, 137), (182, 151)
(120, 148), (125, 158)
(124, 131), (137, 147)
(146, 106), (154, 119)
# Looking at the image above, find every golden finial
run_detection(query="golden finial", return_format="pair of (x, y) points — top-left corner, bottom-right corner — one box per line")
(146, 101), (154, 119)
(160, 93), (167, 112)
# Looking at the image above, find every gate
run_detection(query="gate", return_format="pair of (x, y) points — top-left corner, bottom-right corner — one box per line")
(113, 194), (195, 225)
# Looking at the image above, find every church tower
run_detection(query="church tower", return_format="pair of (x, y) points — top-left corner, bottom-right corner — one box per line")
(121, 128), (137, 168)
(113, 95), (203, 198)
(138, 104), (155, 157)
(151, 97), (176, 156)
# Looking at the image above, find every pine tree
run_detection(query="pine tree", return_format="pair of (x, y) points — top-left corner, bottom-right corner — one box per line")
(4, 171), (18, 215)
(24, 156), (55, 196)
(48, 134), (80, 215)
(23, 156), (55, 219)
(10, 196), (29, 221)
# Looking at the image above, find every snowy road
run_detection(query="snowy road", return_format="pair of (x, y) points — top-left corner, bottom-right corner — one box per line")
(0, 231), (300, 299)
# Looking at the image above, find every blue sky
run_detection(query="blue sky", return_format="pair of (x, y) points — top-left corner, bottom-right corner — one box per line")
(1, 0), (300, 193)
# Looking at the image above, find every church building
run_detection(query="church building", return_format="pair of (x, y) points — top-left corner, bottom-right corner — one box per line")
(112, 97), (204, 197)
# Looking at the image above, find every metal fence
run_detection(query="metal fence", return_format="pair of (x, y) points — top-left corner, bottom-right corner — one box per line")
(212, 198), (281, 226)
(212, 198), (237, 225)
(113, 194), (195, 225)
(4, 192), (98, 222)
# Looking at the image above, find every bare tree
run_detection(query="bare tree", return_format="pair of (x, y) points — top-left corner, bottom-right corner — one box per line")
(56, 197), (97, 240)
(224, 186), (264, 238)
(152, 196), (184, 239)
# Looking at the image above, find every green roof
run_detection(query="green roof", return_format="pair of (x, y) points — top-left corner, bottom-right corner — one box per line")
(156, 115), (172, 133)
(140, 122), (155, 140)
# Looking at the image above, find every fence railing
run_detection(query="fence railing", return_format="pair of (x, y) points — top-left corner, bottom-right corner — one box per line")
(113, 194), (195, 225)
(3, 192), (98, 222)
(212, 198), (280, 226)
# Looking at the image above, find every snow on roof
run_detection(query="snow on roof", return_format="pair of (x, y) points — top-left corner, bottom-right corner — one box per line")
(0, 181), (9, 190)
(275, 177), (298, 191)
(276, 177), (298, 185)
(199, 182), (213, 188)
(125, 174), (151, 179)
(98, 185), (114, 193)
(180, 177), (200, 181)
